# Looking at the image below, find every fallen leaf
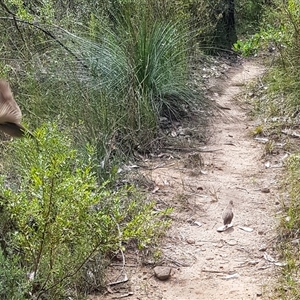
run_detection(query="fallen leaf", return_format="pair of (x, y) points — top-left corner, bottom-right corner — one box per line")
(238, 226), (254, 232)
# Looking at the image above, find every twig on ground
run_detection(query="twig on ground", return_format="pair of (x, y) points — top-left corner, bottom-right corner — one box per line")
(201, 269), (227, 274)
(112, 292), (134, 299)
(107, 274), (129, 286)
(281, 129), (300, 138)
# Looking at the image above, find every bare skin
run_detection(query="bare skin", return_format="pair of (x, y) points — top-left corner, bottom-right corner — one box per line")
(0, 80), (33, 138)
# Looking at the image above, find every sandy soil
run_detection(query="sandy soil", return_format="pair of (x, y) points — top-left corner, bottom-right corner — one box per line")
(92, 60), (282, 300)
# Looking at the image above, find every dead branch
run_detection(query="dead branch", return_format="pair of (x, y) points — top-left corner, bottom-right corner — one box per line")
(112, 292), (134, 299)
(281, 129), (300, 138)
(107, 274), (129, 286)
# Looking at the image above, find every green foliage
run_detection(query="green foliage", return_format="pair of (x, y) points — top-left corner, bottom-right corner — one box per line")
(6, 0), (35, 22)
(276, 153), (300, 298)
(250, 0), (300, 118)
(0, 124), (171, 298)
(283, 153), (300, 233)
(232, 25), (283, 57)
(235, 0), (267, 35)
(233, 33), (261, 56)
(0, 250), (28, 300)
(233, 1), (288, 56)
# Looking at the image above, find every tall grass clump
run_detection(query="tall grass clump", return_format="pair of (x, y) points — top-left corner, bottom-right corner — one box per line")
(0, 123), (171, 299)
(83, 13), (195, 141)
(18, 5), (198, 159)
(0, 0), (226, 166)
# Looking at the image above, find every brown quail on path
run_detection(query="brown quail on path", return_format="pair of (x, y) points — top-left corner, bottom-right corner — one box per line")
(222, 200), (234, 227)
(0, 80), (33, 138)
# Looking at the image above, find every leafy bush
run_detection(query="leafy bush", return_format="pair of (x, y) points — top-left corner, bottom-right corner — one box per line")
(0, 123), (171, 298)
(233, 33), (261, 56)
(252, 0), (300, 117)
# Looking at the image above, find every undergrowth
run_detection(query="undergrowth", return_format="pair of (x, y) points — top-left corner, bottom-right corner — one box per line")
(244, 2), (300, 298)
(276, 154), (300, 299)
(0, 123), (171, 299)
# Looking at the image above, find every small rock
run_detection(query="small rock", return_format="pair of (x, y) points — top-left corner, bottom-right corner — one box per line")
(238, 226), (254, 232)
(261, 187), (270, 193)
(186, 238), (195, 244)
(248, 260), (260, 265)
(153, 266), (171, 281)
(222, 273), (239, 280)
(206, 257), (214, 260)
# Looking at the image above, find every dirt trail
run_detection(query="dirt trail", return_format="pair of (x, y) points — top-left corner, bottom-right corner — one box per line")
(94, 60), (281, 300)
(141, 60), (279, 300)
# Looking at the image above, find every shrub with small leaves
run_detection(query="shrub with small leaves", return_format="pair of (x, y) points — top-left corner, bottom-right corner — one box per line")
(0, 123), (171, 298)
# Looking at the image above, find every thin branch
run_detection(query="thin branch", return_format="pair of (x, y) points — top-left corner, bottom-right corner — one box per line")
(0, 1), (26, 43)
(0, 1), (88, 69)
(41, 242), (102, 296)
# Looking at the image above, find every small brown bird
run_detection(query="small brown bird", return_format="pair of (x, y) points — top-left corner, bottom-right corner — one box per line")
(0, 79), (33, 138)
(222, 200), (234, 227)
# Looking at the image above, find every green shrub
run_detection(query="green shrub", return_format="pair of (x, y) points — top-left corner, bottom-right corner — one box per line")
(275, 153), (300, 298)
(0, 123), (171, 298)
(0, 249), (28, 300)
(253, 0), (300, 117)
(233, 33), (261, 56)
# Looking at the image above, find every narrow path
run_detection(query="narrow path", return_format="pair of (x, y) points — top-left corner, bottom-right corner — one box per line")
(140, 60), (279, 299)
(93, 60), (280, 300)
